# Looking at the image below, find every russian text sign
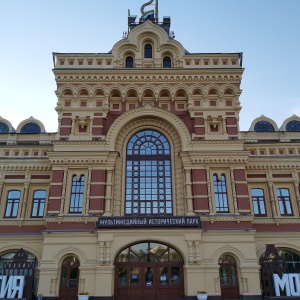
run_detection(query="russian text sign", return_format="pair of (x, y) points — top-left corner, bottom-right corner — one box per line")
(0, 276), (24, 298)
(98, 216), (201, 228)
(273, 273), (300, 296)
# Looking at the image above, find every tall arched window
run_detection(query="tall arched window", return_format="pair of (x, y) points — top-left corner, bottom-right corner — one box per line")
(276, 188), (293, 216)
(125, 56), (134, 68)
(144, 44), (152, 58)
(69, 175), (85, 213)
(163, 57), (171, 68)
(213, 174), (229, 212)
(125, 130), (172, 215)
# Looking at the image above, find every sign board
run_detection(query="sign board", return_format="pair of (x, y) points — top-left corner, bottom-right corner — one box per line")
(97, 216), (201, 228)
(0, 276), (24, 298)
(273, 273), (300, 296)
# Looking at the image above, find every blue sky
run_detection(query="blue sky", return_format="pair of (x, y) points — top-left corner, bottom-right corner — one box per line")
(0, 0), (299, 132)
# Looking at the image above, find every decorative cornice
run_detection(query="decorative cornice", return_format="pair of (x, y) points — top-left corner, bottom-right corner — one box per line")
(46, 216), (98, 224)
(48, 158), (108, 165)
(190, 157), (248, 164)
(201, 214), (253, 223)
(246, 164), (300, 170)
(47, 151), (118, 166)
(0, 220), (46, 227)
(53, 141), (106, 146)
(54, 70), (242, 84)
(0, 165), (51, 171)
(252, 218), (300, 225)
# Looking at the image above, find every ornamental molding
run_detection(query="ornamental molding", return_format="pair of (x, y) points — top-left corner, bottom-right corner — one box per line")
(0, 165), (51, 172)
(48, 151), (118, 166)
(246, 164), (300, 170)
(57, 82), (241, 98)
(53, 141), (107, 146)
(201, 215), (253, 223)
(118, 45), (138, 55)
(48, 158), (108, 166)
(190, 157), (248, 165)
(55, 74), (242, 83)
(191, 140), (244, 145)
(45, 216), (98, 224)
(0, 220), (46, 227)
(252, 218), (300, 225)
(106, 104), (191, 150)
(136, 32), (160, 52)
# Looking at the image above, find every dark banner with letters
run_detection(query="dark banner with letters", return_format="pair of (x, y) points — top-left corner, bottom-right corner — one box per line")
(97, 216), (201, 228)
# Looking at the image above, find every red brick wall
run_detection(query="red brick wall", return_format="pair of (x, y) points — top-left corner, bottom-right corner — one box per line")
(89, 170), (106, 212)
(194, 116), (205, 136)
(234, 169), (251, 211)
(192, 169), (209, 211)
(92, 114), (103, 137)
(47, 170), (64, 213)
(60, 127), (71, 136)
(226, 115), (238, 137)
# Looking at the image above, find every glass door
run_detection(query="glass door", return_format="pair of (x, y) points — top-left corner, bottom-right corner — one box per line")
(219, 255), (240, 299)
(59, 256), (79, 300)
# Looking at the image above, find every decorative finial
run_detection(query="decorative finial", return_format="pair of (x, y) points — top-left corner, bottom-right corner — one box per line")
(139, 0), (158, 22)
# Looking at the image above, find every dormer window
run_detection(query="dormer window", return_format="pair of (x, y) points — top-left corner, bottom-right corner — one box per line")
(144, 44), (152, 58)
(125, 56), (134, 68)
(163, 56), (171, 68)
(20, 123), (41, 134)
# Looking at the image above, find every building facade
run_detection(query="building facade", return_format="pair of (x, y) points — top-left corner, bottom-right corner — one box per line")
(0, 2), (300, 300)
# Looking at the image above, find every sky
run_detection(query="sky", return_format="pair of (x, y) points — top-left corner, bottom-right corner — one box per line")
(0, 0), (299, 132)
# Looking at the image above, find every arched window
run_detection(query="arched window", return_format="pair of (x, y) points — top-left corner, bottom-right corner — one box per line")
(277, 249), (300, 271)
(20, 123), (41, 134)
(115, 242), (184, 298)
(125, 130), (172, 216)
(116, 242), (183, 263)
(0, 249), (37, 298)
(251, 188), (266, 216)
(69, 175), (85, 213)
(213, 174), (229, 212)
(254, 121), (274, 132)
(144, 44), (153, 58)
(125, 56), (134, 68)
(163, 57), (171, 68)
(286, 120), (300, 132)
(0, 122), (9, 133)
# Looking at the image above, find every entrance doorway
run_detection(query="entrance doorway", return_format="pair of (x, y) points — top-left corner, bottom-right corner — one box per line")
(115, 242), (184, 300)
(219, 254), (240, 299)
(59, 256), (80, 300)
